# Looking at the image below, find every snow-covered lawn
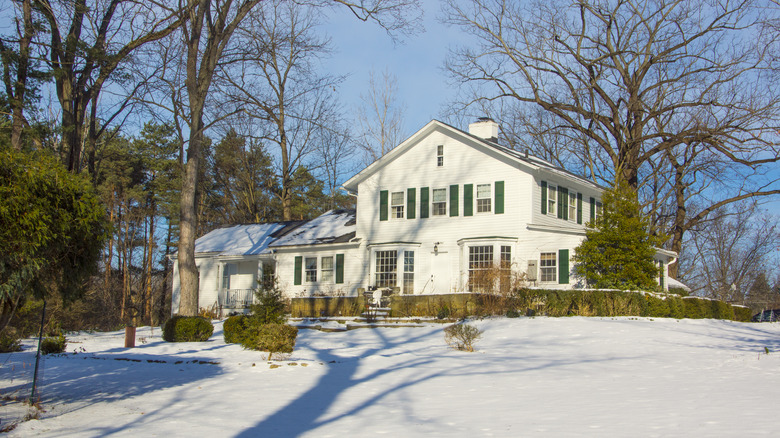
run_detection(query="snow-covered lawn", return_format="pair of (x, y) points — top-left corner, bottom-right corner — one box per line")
(2, 317), (779, 437)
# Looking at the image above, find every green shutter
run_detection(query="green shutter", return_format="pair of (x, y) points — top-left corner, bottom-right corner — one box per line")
(379, 190), (388, 221)
(590, 197), (595, 223)
(495, 181), (504, 214)
(659, 261), (665, 290)
(464, 184), (473, 216)
(407, 188), (416, 219)
(577, 193), (582, 224)
(336, 254), (344, 284)
(420, 187), (429, 218)
(541, 181), (548, 215)
(558, 249), (569, 284)
(294, 256), (302, 285)
(558, 187), (568, 220)
(450, 184), (459, 217)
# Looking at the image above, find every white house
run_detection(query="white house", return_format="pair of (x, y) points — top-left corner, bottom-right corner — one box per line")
(171, 119), (676, 315)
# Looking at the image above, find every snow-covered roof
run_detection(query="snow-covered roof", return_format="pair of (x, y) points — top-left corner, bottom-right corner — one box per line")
(194, 223), (286, 256)
(270, 209), (356, 247)
(667, 277), (691, 292)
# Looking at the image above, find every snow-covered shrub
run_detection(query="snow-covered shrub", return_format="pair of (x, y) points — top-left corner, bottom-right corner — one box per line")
(40, 335), (66, 354)
(242, 323), (298, 360)
(444, 323), (482, 352)
(162, 316), (213, 342)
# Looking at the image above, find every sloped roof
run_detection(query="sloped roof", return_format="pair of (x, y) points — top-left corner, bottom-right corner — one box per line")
(193, 223), (287, 256)
(342, 119), (604, 192)
(270, 209), (356, 247)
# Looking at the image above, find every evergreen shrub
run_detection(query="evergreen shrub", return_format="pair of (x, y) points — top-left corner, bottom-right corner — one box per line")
(40, 335), (66, 354)
(0, 333), (22, 353)
(242, 323), (298, 360)
(162, 315), (214, 342)
(733, 306), (753, 322)
(223, 314), (253, 344)
(645, 295), (670, 317)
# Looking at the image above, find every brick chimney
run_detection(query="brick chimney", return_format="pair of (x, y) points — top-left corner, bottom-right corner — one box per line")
(468, 117), (499, 143)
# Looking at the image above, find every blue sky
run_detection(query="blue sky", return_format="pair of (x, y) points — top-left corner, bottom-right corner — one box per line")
(321, 0), (465, 137)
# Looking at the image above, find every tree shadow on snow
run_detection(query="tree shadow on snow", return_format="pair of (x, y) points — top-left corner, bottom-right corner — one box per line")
(233, 324), (630, 437)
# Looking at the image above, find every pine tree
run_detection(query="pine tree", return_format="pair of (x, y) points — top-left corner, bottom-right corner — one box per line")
(573, 181), (662, 290)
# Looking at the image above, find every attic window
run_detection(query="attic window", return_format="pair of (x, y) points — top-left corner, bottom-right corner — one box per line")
(437, 145), (444, 167)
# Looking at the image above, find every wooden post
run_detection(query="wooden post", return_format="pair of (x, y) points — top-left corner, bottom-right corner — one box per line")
(124, 326), (136, 348)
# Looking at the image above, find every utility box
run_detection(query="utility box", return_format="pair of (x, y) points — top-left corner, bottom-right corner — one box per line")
(527, 260), (538, 282)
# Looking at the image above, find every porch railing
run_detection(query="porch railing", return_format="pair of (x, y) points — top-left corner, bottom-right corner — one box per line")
(218, 288), (255, 308)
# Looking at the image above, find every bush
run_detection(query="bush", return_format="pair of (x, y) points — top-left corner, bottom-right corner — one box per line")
(40, 335), (66, 355)
(733, 306), (752, 322)
(0, 333), (22, 353)
(505, 309), (521, 318)
(223, 314), (255, 344)
(241, 323), (298, 360)
(444, 323), (483, 352)
(162, 315), (214, 342)
(250, 282), (287, 325)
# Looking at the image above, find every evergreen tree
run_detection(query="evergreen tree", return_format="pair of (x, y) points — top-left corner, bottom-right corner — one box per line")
(573, 182), (662, 290)
(0, 145), (108, 332)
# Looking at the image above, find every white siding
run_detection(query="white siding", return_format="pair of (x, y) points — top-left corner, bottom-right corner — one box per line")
(274, 245), (364, 298)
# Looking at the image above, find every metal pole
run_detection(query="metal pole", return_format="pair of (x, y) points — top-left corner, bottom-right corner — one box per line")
(29, 300), (46, 405)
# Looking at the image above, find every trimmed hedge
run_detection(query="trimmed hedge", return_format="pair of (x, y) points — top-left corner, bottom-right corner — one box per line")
(163, 315), (214, 342)
(290, 290), (750, 322)
(290, 296), (365, 317)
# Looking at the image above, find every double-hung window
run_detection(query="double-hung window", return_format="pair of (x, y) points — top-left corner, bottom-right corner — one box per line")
(321, 256), (334, 283)
(432, 188), (447, 216)
(391, 192), (404, 219)
(540, 253), (556, 282)
(375, 250), (398, 288)
(547, 184), (557, 216)
(476, 184), (492, 213)
(568, 191), (577, 222)
(305, 257), (317, 282)
(437, 145), (444, 167)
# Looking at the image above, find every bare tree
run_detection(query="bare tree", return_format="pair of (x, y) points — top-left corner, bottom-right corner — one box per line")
(356, 68), (405, 163)
(33, 0), (185, 172)
(0, 0), (36, 150)
(175, 0), (422, 315)
(679, 202), (780, 304)
(444, 0), (780, 268)
(219, 0), (342, 220)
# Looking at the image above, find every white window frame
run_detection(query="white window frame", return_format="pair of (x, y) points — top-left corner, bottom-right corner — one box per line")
(432, 188), (447, 216)
(437, 145), (444, 167)
(468, 245), (494, 292)
(403, 251), (414, 294)
(375, 250), (398, 288)
(391, 191), (404, 219)
(540, 252), (557, 283)
(594, 201), (603, 223)
(477, 183), (492, 213)
(547, 183), (557, 217)
(321, 256), (334, 283)
(568, 191), (577, 222)
(304, 257), (318, 283)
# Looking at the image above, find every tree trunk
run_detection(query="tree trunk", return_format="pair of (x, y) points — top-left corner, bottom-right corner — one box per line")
(177, 122), (203, 316)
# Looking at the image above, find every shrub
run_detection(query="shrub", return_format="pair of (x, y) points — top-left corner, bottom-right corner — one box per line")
(40, 335), (66, 355)
(505, 309), (521, 318)
(162, 315), (214, 342)
(444, 323), (483, 352)
(250, 282), (287, 325)
(645, 295), (670, 317)
(733, 306), (752, 322)
(242, 323), (298, 360)
(223, 314), (255, 344)
(0, 333), (22, 353)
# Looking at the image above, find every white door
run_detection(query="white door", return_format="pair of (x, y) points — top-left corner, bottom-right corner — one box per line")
(431, 252), (451, 294)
